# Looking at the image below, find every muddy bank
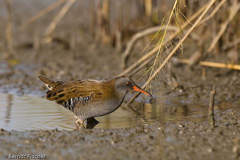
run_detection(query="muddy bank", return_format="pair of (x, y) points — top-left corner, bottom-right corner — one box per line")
(0, 39), (122, 96)
(0, 107), (240, 160)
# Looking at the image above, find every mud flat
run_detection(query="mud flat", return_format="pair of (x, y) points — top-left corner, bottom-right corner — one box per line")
(0, 108), (240, 160)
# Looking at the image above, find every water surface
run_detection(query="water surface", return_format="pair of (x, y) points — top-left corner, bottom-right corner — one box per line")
(0, 93), (232, 130)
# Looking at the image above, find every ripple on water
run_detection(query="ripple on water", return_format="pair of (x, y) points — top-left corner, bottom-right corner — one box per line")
(0, 93), (233, 131)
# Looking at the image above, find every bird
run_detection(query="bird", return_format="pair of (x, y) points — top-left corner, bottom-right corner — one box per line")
(38, 76), (152, 128)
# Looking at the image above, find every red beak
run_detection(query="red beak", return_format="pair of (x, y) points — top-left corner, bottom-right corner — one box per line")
(133, 86), (152, 97)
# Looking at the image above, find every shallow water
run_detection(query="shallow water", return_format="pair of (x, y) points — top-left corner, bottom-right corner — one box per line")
(0, 93), (232, 131)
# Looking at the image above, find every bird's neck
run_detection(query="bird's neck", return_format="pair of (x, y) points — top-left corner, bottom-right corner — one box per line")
(101, 79), (128, 101)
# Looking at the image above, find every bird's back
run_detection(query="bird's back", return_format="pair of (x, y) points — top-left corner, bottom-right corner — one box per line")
(39, 76), (111, 104)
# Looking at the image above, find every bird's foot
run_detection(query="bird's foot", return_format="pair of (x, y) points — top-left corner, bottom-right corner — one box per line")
(74, 116), (84, 129)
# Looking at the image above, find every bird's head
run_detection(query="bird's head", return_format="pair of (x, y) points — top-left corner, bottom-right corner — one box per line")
(114, 76), (152, 97)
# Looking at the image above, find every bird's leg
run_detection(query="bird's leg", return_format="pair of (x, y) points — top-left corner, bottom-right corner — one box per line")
(74, 116), (84, 129)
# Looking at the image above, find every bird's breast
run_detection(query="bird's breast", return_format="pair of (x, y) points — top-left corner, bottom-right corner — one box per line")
(91, 96), (125, 117)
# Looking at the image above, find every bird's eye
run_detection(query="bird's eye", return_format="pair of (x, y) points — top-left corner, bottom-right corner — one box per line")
(126, 81), (131, 86)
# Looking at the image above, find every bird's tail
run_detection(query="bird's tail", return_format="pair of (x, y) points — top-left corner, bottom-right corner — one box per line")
(38, 76), (56, 90)
(38, 76), (63, 101)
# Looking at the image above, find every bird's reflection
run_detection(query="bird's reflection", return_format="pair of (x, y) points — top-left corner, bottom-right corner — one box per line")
(86, 117), (99, 129)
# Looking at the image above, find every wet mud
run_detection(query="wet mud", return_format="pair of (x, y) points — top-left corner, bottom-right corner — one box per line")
(0, 111), (240, 160)
(1, 1), (240, 160)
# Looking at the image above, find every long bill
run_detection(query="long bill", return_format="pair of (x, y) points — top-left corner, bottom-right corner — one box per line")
(133, 86), (152, 97)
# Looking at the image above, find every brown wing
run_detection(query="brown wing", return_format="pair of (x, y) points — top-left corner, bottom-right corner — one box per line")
(38, 76), (105, 105)
(51, 80), (105, 105)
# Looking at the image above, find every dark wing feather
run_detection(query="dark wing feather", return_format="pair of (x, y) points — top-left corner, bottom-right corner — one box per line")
(45, 80), (104, 105)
